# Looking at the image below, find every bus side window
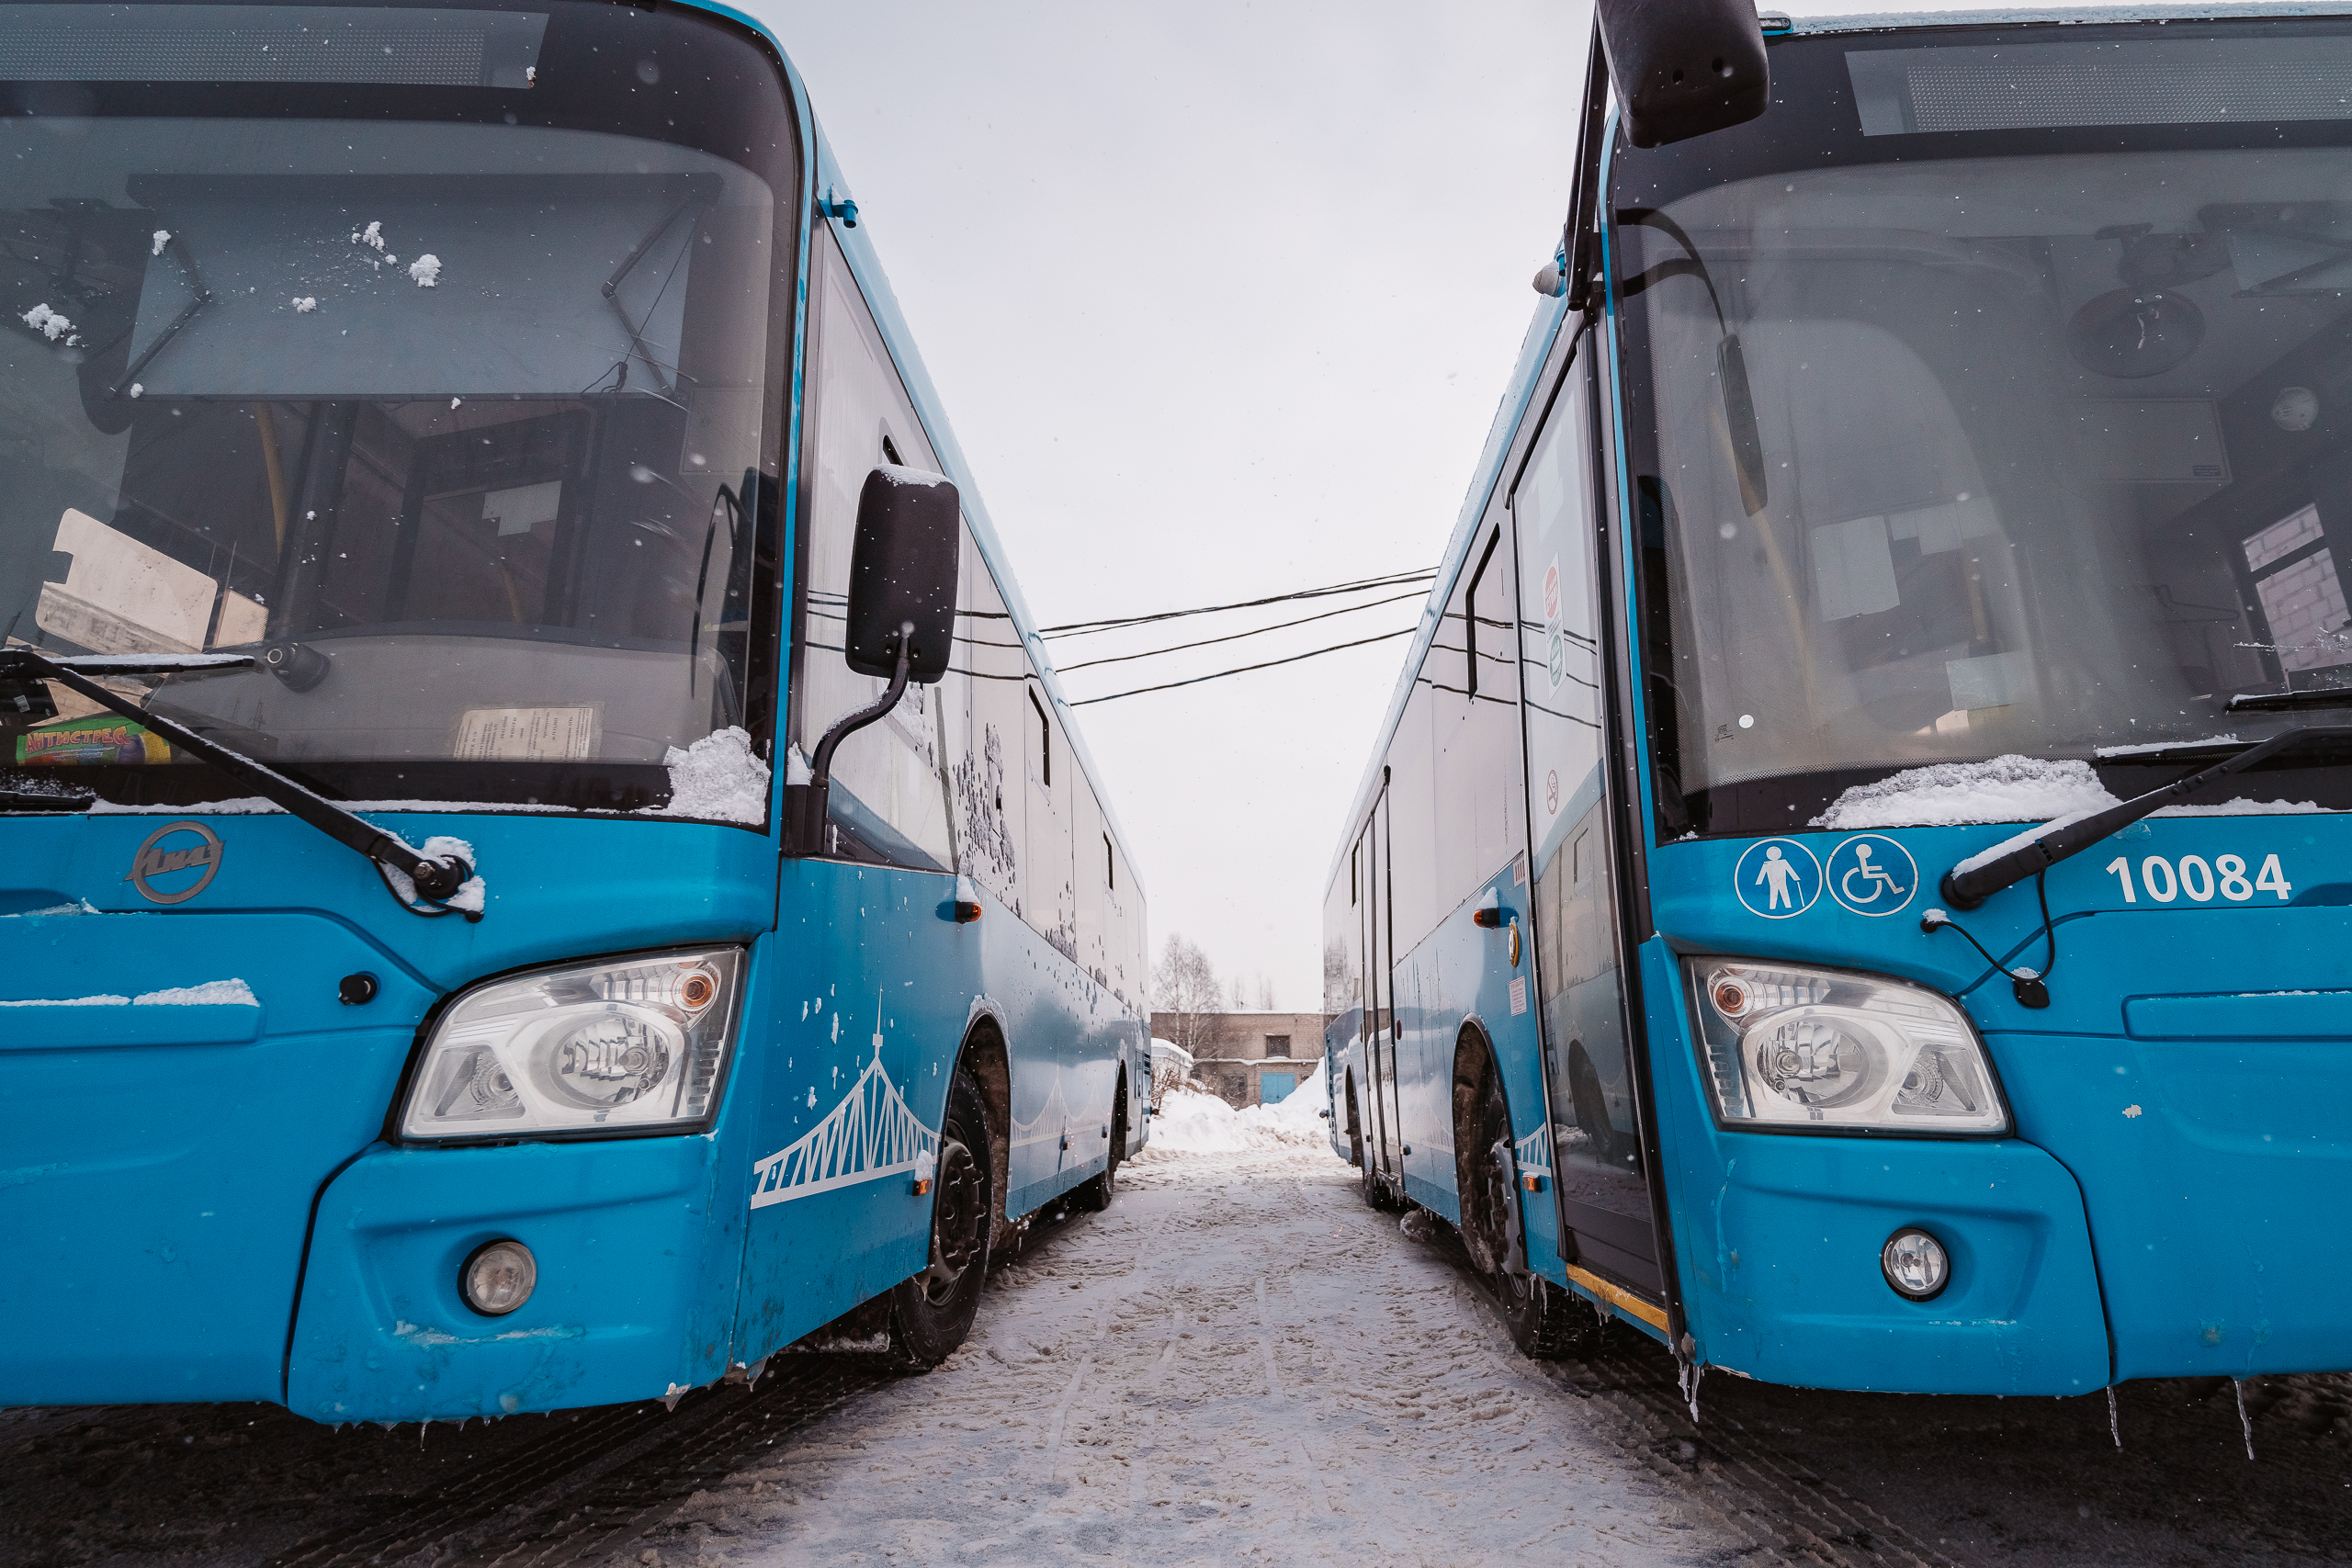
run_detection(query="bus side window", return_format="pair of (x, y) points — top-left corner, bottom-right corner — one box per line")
(796, 226), (961, 871)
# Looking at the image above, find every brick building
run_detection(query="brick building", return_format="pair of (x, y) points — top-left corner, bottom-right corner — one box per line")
(1149, 1010), (1324, 1109)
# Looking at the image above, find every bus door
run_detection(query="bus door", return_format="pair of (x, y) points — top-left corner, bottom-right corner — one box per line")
(1360, 789), (1404, 1184)
(1510, 349), (1662, 1297)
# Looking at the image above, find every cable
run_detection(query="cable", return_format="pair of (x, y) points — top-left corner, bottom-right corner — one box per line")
(1039, 568), (1435, 639)
(1069, 626), (1417, 705)
(1054, 589), (1430, 674)
(1921, 874), (2057, 1008)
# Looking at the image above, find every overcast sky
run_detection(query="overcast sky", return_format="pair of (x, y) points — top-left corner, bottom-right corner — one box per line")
(748, 0), (1594, 1011)
(743, 0), (2143, 1011)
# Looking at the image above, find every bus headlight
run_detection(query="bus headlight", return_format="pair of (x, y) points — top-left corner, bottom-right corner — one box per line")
(1685, 959), (2008, 1134)
(400, 947), (744, 1141)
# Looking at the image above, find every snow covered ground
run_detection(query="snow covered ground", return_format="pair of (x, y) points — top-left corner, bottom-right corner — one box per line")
(682, 1136), (1732, 1565)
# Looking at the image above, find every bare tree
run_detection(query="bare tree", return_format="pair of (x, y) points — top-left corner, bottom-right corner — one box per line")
(1153, 933), (1226, 1055)
(1254, 974), (1276, 1010)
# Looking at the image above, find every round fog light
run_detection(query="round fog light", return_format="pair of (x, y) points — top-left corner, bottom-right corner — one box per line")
(462, 1239), (537, 1316)
(1881, 1226), (1950, 1301)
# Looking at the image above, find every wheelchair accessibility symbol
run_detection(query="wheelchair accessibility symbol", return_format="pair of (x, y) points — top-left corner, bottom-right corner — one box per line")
(1733, 838), (1822, 919)
(1826, 834), (1919, 917)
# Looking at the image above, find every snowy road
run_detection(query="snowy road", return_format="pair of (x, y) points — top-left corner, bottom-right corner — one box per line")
(10, 1140), (2352, 1566)
(690, 1142), (1730, 1566)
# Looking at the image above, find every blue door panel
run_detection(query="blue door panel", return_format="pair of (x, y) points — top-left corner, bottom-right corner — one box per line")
(733, 858), (978, 1359)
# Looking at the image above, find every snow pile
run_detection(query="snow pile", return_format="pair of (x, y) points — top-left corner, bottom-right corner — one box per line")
(1148, 1062), (1329, 1155)
(409, 254), (441, 288)
(1814, 755), (2119, 829)
(292, 296), (317, 313)
(0, 979), (256, 1008)
(130, 979), (259, 1006)
(151, 229), (170, 256)
(656, 726), (770, 824)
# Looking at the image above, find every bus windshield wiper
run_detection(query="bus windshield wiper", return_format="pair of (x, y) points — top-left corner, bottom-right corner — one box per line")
(2227, 686), (2352, 714)
(106, 227), (211, 400)
(0, 647), (478, 918)
(1939, 726), (2352, 909)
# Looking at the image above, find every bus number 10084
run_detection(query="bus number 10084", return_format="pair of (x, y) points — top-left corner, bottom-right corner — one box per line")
(2104, 853), (2291, 905)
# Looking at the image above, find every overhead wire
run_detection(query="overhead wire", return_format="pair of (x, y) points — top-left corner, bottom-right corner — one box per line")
(1053, 588), (1430, 674)
(803, 565), (1443, 705)
(1068, 626), (1419, 706)
(1037, 568), (1435, 638)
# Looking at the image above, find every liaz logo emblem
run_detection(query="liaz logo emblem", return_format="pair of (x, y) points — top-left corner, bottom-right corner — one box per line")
(125, 820), (224, 905)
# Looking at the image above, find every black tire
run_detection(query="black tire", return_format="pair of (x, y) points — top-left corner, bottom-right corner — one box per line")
(1360, 1153), (1396, 1211)
(1498, 1269), (1611, 1360)
(1074, 1087), (1125, 1213)
(1459, 1056), (1515, 1277)
(886, 1063), (994, 1370)
(1456, 1038), (1600, 1359)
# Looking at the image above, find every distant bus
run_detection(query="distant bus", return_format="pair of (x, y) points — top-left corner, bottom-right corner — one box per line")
(0, 0), (1148, 1423)
(1325, 0), (2352, 1393)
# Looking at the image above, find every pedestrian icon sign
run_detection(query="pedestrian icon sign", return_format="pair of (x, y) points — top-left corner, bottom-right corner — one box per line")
(1826, 834), (1919, 917)
(1733, 838), (1822, 919)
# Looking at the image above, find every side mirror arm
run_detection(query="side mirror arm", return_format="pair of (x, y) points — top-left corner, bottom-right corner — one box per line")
(788, 622), (912, 854)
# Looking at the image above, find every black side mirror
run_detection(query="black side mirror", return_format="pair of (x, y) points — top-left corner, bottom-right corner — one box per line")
(787, 464), (965, 855)
(845, 464), (961, 685)
(1592, 0), (1770, 149)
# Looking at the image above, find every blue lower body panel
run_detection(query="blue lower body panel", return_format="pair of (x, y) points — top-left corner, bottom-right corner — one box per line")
(2000, 1029), (2352, 1381)
(1679, 1133), (2111, 1394)
(288, 1136), (740, 1422)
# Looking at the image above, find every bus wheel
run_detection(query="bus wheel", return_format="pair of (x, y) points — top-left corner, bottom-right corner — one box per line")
(1498, 1269), (1608, 1361)
(1360, 1156), (1396, 1211)
(886, 1065), (993, 1370)
(1074, 1089), (1125, 1212)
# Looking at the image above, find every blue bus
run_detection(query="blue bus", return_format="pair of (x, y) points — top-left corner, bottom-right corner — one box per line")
(0, 0), (1149, 1424)
(1325, 0), (2352, 1394)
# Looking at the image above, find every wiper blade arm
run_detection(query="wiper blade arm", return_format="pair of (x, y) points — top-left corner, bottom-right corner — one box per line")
(1940, 726), (2352, 909)
(2226, 687), (2352, 714)
(44, 651), (256, 677)
(0, 648), (477, 916)
(107, 229), (211, 400)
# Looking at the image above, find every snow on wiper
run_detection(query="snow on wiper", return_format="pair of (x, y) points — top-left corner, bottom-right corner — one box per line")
(39, 652), (254, 676)
(2228, 686), (2352, 715)
(2094, 734), (2242, 761)
(1940, 726), (2352, 910)
(0, 777), (94, 811)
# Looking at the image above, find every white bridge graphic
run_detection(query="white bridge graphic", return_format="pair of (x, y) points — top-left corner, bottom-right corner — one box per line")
(751, 1028), (938, 1209)
(1514, 1122), (1554, 1181)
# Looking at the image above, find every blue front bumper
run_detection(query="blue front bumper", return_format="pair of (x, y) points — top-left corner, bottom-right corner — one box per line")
(288, 1135), (743, 1422)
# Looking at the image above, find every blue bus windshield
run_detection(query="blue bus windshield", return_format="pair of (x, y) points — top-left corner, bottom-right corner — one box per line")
(0, 0), (794, 813)
(1613, 19), (2352, 837)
